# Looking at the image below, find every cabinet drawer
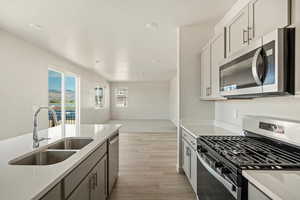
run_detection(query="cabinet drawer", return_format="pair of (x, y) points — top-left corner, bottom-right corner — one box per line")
(182, 128), (197, 150)
(64, 142), (107, 198)
(40, 183), (62, 200)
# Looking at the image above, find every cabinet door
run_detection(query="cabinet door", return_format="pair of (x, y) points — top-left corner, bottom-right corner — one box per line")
(190, 148), (197, 193)
(40, 183), (62, 200)
(226, 6), (249, 56)
(92, 155), (107, 200)
(183, 140), (191, 178)
(249, 0), (290, 43)
(108, 135), (119, 195)
(200, 43), (211, 97)
(211, 32), (225, 98)
(181, 138), (186, 172)
(68, 174), (92, 200)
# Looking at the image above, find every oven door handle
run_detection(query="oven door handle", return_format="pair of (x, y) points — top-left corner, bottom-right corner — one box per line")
(197, 153), (238, 199)
(252, 47), (266, 86)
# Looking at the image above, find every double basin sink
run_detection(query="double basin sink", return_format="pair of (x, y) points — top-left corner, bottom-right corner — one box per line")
(9, 138), (93, 166)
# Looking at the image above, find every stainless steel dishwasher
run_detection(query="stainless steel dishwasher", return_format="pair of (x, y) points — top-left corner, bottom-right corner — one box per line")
(108, 131), (119, 195)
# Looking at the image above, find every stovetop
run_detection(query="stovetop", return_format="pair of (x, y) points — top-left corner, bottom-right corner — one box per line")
(198, 135), (300, 170)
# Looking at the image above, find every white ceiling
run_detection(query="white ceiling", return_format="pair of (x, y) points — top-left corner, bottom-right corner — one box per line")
(0, 0), (237, 81)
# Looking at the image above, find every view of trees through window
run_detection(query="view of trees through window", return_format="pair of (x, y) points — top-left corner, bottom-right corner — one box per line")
(48, 70), (77, 127)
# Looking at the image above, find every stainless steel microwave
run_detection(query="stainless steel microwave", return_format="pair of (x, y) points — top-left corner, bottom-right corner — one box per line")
(219, 28), (295, 98)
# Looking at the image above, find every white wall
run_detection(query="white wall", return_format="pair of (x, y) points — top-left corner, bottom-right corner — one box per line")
(0, 29), (110, 140)
(215, 97), (300, 128)
(110, 82), (169, 120)
(169, 76), (178, 125)
(179, 24), (215, 124)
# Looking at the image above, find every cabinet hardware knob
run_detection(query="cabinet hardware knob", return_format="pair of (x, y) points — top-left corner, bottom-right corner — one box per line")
(95, 172), (98, 187)
(248, 26), (253, 41)
(242, 29), (248, 44)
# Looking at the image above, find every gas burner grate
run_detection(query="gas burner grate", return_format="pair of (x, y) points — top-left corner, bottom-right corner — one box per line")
(198, 136), (300, 170)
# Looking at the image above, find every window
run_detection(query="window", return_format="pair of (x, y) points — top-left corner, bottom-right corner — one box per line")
(48, 69), (79, 129)
(65, 75), (77, 125)
(115, 88), (128, 108)
(48, 70), (63, 126)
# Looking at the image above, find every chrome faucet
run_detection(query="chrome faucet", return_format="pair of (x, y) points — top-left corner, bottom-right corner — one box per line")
(33, 106), (58, 148)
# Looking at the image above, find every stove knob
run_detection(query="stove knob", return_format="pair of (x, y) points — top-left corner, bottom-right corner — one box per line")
(221, 167), (231, 174)
(215, 162), (223, 168)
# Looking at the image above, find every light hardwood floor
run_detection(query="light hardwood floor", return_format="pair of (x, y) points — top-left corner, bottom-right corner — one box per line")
(109, 132), (197, 200)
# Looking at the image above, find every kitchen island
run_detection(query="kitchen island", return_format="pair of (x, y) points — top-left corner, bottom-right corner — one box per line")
(0, 124), (121, 200)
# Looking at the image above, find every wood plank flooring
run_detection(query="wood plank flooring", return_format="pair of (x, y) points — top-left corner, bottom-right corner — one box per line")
(109, 132), (197, 200)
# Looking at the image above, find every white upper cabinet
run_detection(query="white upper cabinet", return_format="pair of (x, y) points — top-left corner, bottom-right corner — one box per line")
(248, 0), (290, 43)
(226, 6), (249, 57)
(226, 0), (290, 57)
(200, 43), (211, 98)
(211, 32), (225, 98)
(199, 0), (291, 100)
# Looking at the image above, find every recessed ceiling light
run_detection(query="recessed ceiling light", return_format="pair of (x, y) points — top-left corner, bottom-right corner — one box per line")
(145, 22), (159, 30)
(29, 23), (43, 31)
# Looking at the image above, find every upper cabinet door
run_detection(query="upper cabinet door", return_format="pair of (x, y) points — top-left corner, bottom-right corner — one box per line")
(210, 32), (225, 98)
(248, 0), (290, 43)
(226, 6), (249, 57)
(200, 43), (211, 98)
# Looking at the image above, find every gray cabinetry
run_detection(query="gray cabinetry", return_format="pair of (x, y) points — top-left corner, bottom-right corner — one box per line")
(39, 141), (110, 200)
(40, 183), (62, 200)
(92, 155), (107, 200)
(64, 142), (107, 198)
(67, 173), (91, 200)
(68, 155), (107, 200)
(108, 132), (119, 195)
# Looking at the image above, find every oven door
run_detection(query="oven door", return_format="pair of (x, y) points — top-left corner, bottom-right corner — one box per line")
(197, 153), (239, 200)
(219, 38), (266, 97)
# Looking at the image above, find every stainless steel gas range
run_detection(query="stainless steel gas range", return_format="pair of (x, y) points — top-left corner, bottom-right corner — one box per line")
(196, 116), (300, 200)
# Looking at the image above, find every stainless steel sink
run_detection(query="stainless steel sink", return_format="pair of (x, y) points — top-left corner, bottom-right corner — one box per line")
(9, 150), (76, 165)
(47, 138), (93, 150)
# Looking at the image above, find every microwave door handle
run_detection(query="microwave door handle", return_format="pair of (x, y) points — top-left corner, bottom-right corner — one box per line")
(252, 48), (264, 85)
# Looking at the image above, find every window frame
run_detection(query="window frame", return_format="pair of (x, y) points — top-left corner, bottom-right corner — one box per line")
(48, 67), (80, 135)
(115, 87), (128, 108)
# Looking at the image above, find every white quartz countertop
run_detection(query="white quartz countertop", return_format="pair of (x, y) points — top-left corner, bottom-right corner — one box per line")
(0, 124), (121, 200)
(181, 123), (241, 138)
(243, 170), (300, 200)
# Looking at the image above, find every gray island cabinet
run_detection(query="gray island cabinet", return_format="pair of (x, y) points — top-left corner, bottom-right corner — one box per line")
(40, 140), (109, 200)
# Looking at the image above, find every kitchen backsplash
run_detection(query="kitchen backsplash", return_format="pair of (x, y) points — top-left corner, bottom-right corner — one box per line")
(215, 96), (300, 128)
